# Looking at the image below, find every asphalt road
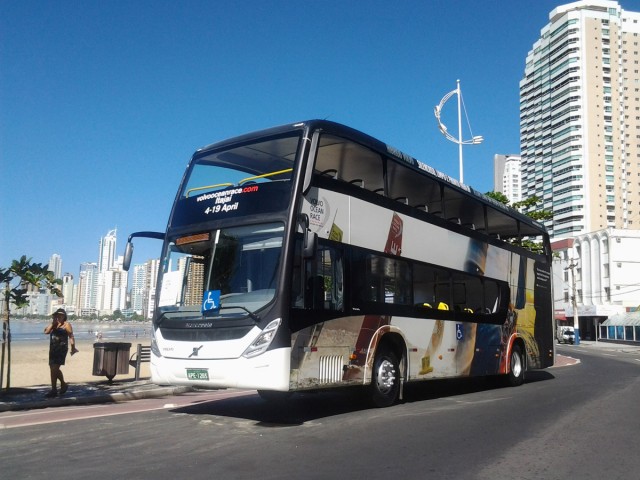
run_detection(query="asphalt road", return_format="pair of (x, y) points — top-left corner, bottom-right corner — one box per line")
(2, 345), (639, 480)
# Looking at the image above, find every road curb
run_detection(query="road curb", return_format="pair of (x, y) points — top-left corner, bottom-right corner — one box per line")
(108, 386), (194, 402)
(0, 386), (195, 412)
(552, 354), (580, 368)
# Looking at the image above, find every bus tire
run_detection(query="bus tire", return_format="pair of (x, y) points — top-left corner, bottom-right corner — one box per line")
(370, 347), (400, 408)
(506, 344), (525, 387)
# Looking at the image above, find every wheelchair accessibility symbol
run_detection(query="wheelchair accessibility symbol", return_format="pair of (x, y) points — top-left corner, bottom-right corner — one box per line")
(456, 323), (464, 341)
(202, 290), (221, 314)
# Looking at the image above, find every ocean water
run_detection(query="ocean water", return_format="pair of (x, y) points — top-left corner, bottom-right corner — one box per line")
(4, 319), (152, 344)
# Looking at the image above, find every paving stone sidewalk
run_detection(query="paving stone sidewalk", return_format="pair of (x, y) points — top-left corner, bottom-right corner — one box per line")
(0, 379), (192, 412)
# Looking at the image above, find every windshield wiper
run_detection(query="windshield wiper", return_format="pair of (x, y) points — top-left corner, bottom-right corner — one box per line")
(218, 305), (260, 323)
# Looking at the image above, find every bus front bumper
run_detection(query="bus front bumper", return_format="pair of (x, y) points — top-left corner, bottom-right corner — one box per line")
(150, 347), (291, 391)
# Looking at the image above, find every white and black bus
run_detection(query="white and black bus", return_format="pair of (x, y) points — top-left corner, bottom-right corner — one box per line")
(124, 120), (554, 407)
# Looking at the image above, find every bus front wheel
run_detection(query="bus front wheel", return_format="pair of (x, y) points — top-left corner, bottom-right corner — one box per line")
(506, 344), (525, 387)
(370, 347), (400, 407)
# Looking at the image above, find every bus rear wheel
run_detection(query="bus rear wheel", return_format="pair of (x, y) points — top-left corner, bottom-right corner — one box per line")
(370, 347), (400, 408)
(506, 344), (525, 387)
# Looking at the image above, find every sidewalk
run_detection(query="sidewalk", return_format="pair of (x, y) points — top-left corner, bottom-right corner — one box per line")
(568, 339), (640, 353)
(0, 378), (193, 412)
(552, 339), (640, 368)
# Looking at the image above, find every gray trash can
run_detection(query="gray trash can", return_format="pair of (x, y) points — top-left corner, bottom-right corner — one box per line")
(93, 342), (132, 381)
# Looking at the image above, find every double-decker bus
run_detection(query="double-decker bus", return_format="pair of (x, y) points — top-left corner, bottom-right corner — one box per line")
(124, 120), (554, 407)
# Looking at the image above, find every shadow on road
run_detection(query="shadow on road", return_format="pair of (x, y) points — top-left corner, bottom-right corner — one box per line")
(170, 371), (556, 426)
(171, 388), (369, 426)
(402, 370), (555, 403)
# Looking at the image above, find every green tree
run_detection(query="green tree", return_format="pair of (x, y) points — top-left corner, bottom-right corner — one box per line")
(0, 256), (61, 391)
(512, 196), (553, 222)
(484, 192), (554, 255)
(485, 191), (553, 221)
(484, 191), (510, 206)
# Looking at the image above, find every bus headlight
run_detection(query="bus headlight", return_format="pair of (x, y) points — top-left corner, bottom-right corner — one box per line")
(242, 318), (281, 358)
(150, 333), (162, 358)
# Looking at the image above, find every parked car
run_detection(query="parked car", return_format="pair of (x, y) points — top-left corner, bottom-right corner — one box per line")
(557, 326), (575, 344)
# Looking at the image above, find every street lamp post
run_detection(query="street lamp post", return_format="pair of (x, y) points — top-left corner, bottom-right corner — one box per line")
(434, 79), (484, 184)
(566, 259), (581, 345)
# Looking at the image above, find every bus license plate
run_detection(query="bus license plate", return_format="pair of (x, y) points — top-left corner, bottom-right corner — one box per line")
(186, 369), (209, 381)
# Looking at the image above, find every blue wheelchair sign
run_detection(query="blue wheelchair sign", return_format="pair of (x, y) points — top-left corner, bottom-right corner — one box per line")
(202, 290), (221, 314)
(456, 323), (464, 341)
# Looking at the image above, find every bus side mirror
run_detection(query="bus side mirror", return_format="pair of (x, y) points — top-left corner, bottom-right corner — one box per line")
(121, 231), (165, 272)
(123, 241), (134, 272)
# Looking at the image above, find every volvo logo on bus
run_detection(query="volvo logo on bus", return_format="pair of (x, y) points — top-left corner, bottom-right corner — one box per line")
(189, 345), (204, 358)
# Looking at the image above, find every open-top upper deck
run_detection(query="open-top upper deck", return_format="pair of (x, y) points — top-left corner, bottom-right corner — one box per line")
(176, 120), (550, 257)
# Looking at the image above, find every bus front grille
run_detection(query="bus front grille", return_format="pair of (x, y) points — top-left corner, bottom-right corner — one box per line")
(319, 355), (344, 383)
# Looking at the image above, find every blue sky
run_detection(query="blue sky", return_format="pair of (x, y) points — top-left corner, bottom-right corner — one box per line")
(1, 0), (582, 276)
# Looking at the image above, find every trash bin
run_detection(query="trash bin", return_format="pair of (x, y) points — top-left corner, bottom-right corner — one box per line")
(93, 342), (131, 381)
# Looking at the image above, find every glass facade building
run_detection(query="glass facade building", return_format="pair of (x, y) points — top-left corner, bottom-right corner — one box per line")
(520, 0), (640, 239)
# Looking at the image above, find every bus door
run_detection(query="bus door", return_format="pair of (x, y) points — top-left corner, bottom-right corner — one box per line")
(290, 241), (349, 388)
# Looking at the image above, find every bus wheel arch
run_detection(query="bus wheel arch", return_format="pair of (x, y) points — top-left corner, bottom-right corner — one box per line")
(506, 339), (526, 387)
(369, 333), (406, 408)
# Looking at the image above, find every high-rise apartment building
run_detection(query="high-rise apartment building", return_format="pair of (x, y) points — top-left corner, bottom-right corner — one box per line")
(48, 253), (62, 280)
(177, 256), (205, 307)
(94, 228), (129, 314)
(96, 268), (128, 314)
(144, 259), (160, 320)
(76, 262), (98, 315)
(62, 273), (74, 306)
(131, 264), (147, 315)
(98, 228), (117, 272)
(493, 154), (523, 203)
(520, 0), (640, 238)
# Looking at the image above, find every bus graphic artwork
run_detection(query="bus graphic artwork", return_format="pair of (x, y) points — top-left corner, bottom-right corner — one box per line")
(123, 120), (554, 408)
(384, 212), (403, 256)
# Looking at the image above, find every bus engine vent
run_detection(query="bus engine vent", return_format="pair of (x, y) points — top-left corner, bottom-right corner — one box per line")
(319, 355), (344, 383)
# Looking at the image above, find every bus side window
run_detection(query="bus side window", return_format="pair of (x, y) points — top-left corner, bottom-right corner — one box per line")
(414, 263), (447, 309)
(291, 239), (304, 308)
(305, 275), (325, 309)
(452, 272), (483, 314)
(484, 280), (500, 313)
(314, 135), (384, 194)
(302, 243), (344, 311)
(386, 160), (440, 213)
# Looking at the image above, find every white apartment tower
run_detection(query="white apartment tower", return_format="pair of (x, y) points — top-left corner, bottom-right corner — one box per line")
(98, 228), (117, 272)
(493, 154), (523, 203)
(48, 253), (62, 280)
(520, 0), (640, 238)
(96, 229), (129, 314)
(76, 262), (98, 315)
(144, 258), (160, 320)
(131, 264), (147, 315)
(62, 273), (74, 306)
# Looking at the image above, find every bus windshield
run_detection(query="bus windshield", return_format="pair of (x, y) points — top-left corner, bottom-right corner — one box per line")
(181, 134), (299, 199)
(157, 222), (284, 321)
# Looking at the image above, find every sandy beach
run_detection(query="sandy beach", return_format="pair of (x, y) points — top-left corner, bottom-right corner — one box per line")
(2, 339), (151, 388)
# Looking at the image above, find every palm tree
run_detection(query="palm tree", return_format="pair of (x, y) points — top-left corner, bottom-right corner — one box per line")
(0, 256), (61, 391)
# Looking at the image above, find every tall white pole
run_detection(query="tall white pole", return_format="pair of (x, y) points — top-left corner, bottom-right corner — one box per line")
(572, 261), (580, 345)
(568, 259), (581, 345)
(457, 79), (463, 183)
